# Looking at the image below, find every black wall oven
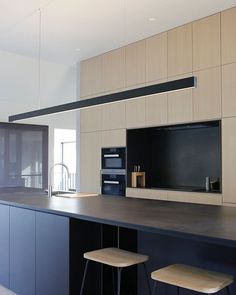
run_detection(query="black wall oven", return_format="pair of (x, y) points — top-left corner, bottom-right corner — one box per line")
(101, 147), (126, 197)
(102, 147), (126, 170)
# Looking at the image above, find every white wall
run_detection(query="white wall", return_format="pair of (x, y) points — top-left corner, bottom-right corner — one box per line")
(0, 49), (76, 121)
(0, 49), (77, 173)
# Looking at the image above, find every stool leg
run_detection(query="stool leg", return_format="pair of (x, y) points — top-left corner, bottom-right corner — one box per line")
(152, 281), (157, 295)
(111, 267), (116, 295)
(142, 263), (152, 295)
(117, 268), (122, 295)
(226, 286), (231, 295)
(80, 260), (89, 295)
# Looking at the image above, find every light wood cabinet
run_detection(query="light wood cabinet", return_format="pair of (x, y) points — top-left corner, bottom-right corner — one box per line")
(221, 7), (236, 65)
(146, 32), (167, 82)
(102, 48), (125, 92)
(193, 67), (221, 121)
(168, 24), (193, 77)
(168, 74), (193, 124)
(125, 40), (146, 87)
(126, 188), (168, 201)
(167, 191), (222, 205)
(145, 93), (168, 126)
(222, 118), (236, 204)
(80, 106), (102, 132)
(80, 56), (102, 98)
(193, 14), (221, 71)
(222, 63), (236, 117)
(102, 102), (126, 130)
(101, 129), (126, 147)
(126, 98), (146, 129)
(80, 131), (101, 193)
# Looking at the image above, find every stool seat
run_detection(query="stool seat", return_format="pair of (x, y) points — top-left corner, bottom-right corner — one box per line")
(151, 264), (233, 294)
(0, 285), (17, 295)
(84, 247), (148, 268)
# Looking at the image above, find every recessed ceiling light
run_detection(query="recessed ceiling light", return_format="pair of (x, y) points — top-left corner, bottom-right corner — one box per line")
(76, 48), (80, 52)
(148, 17), (156, 21)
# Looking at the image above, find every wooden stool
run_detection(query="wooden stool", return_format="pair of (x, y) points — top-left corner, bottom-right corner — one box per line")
(80, 247), (151, 295)
(0, 285), (17, 295)
(151, 264), (233, 295)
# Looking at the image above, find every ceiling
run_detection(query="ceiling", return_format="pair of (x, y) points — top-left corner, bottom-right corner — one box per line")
(0, 0), (236, 65)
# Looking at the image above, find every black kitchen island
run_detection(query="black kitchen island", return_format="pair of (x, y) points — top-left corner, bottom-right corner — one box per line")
(0, 192), (236, 295)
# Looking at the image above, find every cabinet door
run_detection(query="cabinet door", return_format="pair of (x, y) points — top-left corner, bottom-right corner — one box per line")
(102, 102), (126, 130)
(126, 98), (146, 129)
(80, 131), (101, 193)
(80, 106), (102, 132)
(168, 24), (192, 77)
(36, 212), (69, 295)
(102, 48), (125, 92)
(101, 129), (126, 148)
(0, 205), (9, 288)
(222, 118), (236, 204)
(125, 40), (146, 88)
(193, 67), (221, 121)
(126, 188), (168, 201)
(10, 207), (35, 295)
(193, 14), (220, 71)
(221, 7), (236, 65)
(222, 63), (236, 118)
(168, 74), (193, 124)
(80, 56), (102, 98)
(146, 32), (167, 83)
(145, 93), (168, 126)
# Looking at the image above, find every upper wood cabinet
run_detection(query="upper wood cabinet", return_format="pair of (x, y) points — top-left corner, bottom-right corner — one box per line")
(102, 48), (125, 92)
(193, 67), (221, 121)
(146, 32), (167, 83)
(80, 106), (102, 132)
(168, 88), (193, 124)
(125, 40), (146, 88)
(222, 63), (236, 118)
(126, 98), (146, 129)
(80, 131), (101, 193)
(193, 14), (221, 71)
(102, 102), (126, 130)
(101, 129), (126, 148)
(80, 56), (102, 98)
(145, 93), (168, 127)
(222, 117), (236, 204)
(168, 24), (193, 77)
(221, 7), (236, 65)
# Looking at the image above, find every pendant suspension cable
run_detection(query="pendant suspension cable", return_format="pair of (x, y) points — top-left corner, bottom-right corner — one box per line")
(38, 8), (42, 109)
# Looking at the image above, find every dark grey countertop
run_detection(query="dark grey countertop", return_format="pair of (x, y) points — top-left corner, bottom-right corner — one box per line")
(0, 191), (236, 246)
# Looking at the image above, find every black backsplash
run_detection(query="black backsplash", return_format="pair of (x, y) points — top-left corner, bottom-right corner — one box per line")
(127, 121), (221, 192)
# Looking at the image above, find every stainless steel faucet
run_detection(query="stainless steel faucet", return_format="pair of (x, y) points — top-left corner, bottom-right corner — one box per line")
(48, 162), (70, 197)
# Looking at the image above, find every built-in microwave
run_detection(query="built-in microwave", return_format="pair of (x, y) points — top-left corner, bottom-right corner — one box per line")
(101, 147), (126, 170)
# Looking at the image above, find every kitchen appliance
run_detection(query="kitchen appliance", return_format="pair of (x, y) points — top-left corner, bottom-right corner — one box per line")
(101, 147), (126, 196)
(102, 147), (126, 170)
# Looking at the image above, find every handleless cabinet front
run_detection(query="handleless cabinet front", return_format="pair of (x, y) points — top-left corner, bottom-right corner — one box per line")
(36, 212), (69, 295)
(10, 207), (35, 295)
(0, 205), (9, 289)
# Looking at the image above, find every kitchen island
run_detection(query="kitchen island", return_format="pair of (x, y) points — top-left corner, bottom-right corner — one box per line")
(0, 192), (236, 295)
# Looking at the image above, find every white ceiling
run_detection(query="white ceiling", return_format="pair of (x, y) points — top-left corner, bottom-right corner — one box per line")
(0, 0), (236, 65)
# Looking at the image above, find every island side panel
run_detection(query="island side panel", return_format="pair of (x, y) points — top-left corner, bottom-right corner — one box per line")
(0, 204), (9, 289)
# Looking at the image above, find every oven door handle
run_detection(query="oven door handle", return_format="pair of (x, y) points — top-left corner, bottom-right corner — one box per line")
(103, 154), (119, 158)
(103, 180), (120, 184)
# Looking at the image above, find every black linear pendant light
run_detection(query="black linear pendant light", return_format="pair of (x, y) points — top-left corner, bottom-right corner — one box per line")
(9, 76), (196, 122)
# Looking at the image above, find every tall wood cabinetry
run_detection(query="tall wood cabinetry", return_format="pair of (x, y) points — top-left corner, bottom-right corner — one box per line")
(79, 6), (236, 205)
